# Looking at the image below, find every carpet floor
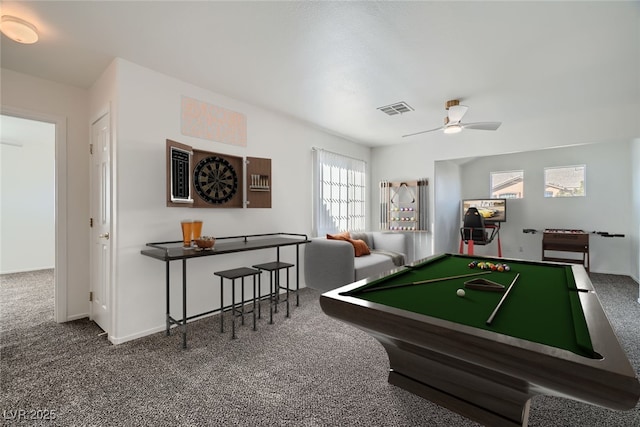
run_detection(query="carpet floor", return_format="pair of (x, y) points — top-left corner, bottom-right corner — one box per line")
(1, 270), (639, 426)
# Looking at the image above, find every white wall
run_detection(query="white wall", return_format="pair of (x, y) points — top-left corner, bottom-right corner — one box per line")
(631, 138), (640, 297)
(0, 69), (90, 319)
(376, 139), (636, 276)
(433, 161), (462, 255)
(0, 118), (55, 273)
(458, 141), (632, 275)
(91, 59), (372, 343)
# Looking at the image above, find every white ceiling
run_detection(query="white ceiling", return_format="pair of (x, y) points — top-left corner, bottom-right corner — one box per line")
(1, 1), (638, 147)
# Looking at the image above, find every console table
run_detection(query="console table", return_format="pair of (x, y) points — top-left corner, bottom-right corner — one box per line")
(141, 232), (310, 348)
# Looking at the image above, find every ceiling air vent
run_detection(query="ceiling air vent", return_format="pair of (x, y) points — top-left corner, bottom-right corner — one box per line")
(378, 102), (414, 116)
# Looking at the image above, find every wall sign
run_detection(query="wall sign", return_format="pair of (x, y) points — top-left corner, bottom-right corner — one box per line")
(181, 96), (247, 147)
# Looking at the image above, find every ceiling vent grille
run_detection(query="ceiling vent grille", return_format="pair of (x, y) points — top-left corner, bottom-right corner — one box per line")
(378, 102), (414, 116)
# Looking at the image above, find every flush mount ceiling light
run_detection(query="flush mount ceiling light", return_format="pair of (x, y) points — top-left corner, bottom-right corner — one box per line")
(1, 15), (39, 44)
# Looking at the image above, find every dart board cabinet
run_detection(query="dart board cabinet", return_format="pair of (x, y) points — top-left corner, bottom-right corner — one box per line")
(246, 156), (272, 209)
(166, 139), (244, 209)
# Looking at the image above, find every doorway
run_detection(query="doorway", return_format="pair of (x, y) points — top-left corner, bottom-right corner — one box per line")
(0, 109), (68, 322)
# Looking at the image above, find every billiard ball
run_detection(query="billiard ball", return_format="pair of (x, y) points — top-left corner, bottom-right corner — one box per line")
(504, 265), (511, 271)
(497, 265), (504, 272)
(456, 289), (466, 297)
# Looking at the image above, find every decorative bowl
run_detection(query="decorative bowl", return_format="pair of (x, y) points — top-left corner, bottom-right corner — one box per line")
(194, 237), (215, 249)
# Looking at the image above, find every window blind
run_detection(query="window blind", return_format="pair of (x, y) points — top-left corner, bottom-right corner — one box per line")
(312, 148), (366, 237)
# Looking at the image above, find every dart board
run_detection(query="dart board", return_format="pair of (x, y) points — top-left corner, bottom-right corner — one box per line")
(165, 141), (244, 208)
(193, 155), (239, 205)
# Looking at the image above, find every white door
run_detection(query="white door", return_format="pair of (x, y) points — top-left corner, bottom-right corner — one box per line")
(90, 112), (111, 334)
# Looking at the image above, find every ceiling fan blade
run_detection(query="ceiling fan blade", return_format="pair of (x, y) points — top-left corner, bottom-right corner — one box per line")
(402, 126), (443, 137)
(447, 105), (468, 123)
(462, 121), (501, 131)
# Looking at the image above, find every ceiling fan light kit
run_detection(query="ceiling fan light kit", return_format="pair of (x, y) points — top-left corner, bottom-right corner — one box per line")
(443, 125), (462, 134)
(402, 99), (501, 138)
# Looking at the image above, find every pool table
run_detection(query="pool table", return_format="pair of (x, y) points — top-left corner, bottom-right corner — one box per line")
(320, 253), (640, 427)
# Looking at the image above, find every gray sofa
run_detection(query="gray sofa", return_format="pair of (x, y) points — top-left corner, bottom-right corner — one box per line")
(304, 231), (406, 292)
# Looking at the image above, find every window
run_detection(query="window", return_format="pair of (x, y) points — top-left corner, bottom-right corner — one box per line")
(544, 165), (585, 197)
(312, 149), (366, 236)
(490, 170), (524, 199)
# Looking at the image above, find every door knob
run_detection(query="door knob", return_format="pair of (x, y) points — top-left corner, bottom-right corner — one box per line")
(99, 232), (110, 240)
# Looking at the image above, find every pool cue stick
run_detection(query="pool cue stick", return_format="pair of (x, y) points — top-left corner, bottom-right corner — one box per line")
(486, 273), (520, 325)
(360, 271), (493, 293)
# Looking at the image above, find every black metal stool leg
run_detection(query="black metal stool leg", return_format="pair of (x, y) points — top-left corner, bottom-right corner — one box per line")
(231, 278), (237, 339)
(269, 270), (274, 324)
(273, 270), (280, 313)
(220, 276), (224, 333)
(257, 273), (262, 319)
(252, 274), (257, 331)
(285, 267), (290, 318)
(240, 277), (245, 326)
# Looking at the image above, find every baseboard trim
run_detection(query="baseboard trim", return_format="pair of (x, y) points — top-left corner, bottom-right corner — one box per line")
(108, 304), (248, 345)
(0, 267), (55, 275)
(109, 314), (218, 345)
(109, 324), (166, 345)
(67, 313), (88, 322)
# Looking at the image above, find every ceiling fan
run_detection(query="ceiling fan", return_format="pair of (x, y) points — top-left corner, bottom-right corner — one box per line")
(402, 100), (501, 138)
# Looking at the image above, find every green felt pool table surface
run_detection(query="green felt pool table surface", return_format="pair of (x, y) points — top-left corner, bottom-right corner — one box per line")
(321, 253), (640, 426)
(345, 253), (594, 358)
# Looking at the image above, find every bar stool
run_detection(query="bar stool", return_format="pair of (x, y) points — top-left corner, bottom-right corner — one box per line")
(252, 261), (294, 324)
(215, 267), (261, 339)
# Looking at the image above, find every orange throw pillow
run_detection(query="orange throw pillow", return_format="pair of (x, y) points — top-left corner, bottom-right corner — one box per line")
(326, 232), (370, 256)
(326, 231), (351, 241)
(347, 238), (371, 257)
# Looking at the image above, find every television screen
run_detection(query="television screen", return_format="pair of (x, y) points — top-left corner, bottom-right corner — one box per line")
(462, 198), (507, 223)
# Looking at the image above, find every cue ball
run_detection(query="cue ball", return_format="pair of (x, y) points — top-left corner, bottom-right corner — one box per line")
(456, 289), (466, 297)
